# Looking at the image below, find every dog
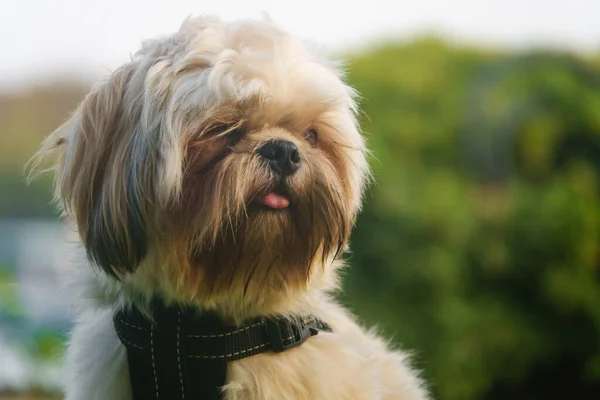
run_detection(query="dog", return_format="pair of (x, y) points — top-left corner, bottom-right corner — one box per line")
(29, 15), (430, 400)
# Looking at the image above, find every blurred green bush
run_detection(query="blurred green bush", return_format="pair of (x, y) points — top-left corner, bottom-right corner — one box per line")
(1, 38), (599, 399)
(343, 38), (600, 399)
(0, 266), (23, 318)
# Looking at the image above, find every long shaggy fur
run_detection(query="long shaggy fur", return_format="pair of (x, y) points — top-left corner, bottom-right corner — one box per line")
(29, 15), (430, 400)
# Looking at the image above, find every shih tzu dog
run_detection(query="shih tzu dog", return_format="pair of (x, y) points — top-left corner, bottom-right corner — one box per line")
(30, 16), (429, 400)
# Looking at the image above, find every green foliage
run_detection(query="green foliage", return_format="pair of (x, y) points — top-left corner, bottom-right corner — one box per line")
(343, 40), (600, 399)
(0, 173), (56, 218)
(0, 266), (24, 317)
(0, 83), (88, 218)
(30, 330), (64, 361)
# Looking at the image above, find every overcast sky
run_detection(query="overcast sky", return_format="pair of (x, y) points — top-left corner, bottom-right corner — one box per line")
(0, 0), (598, 90)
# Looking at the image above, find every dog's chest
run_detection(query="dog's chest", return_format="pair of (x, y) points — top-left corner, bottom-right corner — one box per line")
(223, 334), (381, 400)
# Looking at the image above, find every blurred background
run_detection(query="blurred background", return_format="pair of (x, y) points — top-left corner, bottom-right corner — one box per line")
(1, 1), (599, 399)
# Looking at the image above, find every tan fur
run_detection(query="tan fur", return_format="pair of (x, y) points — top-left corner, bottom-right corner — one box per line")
(29, 15), (429, 399)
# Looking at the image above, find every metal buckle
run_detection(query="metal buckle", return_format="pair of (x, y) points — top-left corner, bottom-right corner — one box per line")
(266, 318), (313, 353)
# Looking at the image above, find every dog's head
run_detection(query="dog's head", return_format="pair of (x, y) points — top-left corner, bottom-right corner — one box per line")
(30, 17), (369, 317)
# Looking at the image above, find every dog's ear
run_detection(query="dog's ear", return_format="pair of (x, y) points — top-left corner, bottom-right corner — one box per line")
(39, 65), (150, 278)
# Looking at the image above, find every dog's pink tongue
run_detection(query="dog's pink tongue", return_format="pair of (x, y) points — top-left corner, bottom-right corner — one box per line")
(260, 193), (290, 209)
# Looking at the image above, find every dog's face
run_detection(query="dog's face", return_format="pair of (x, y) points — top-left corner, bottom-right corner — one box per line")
(33, 17), (369, 316)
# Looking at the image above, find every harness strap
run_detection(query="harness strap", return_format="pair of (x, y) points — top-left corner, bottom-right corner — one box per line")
(113, 302), (331, 400)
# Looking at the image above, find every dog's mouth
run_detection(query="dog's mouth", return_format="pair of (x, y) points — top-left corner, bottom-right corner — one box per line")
(251, 183), (294, 211)
(258, 192), (290, 209)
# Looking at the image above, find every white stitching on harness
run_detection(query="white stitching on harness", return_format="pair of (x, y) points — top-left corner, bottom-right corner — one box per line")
(283, 335), (295, 343)
(177, 311), (185, 399)
(118, 319), (148, 331)
(151, 325), (159, 399)
(186, 321), (264, 338)
(115, 329), (145, 350)
(187, 343), (269, 359)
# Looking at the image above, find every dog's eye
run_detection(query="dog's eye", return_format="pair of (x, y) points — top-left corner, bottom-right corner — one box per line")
(227, 127), (244, 144)
(206, 123), (245, 144)
(304, 128), (318, 147)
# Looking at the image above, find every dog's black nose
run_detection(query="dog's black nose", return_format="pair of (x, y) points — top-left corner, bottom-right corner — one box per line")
(258, 139), (301, 176)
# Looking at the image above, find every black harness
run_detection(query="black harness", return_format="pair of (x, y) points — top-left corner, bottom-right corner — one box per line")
(113, 301), (332, 399)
